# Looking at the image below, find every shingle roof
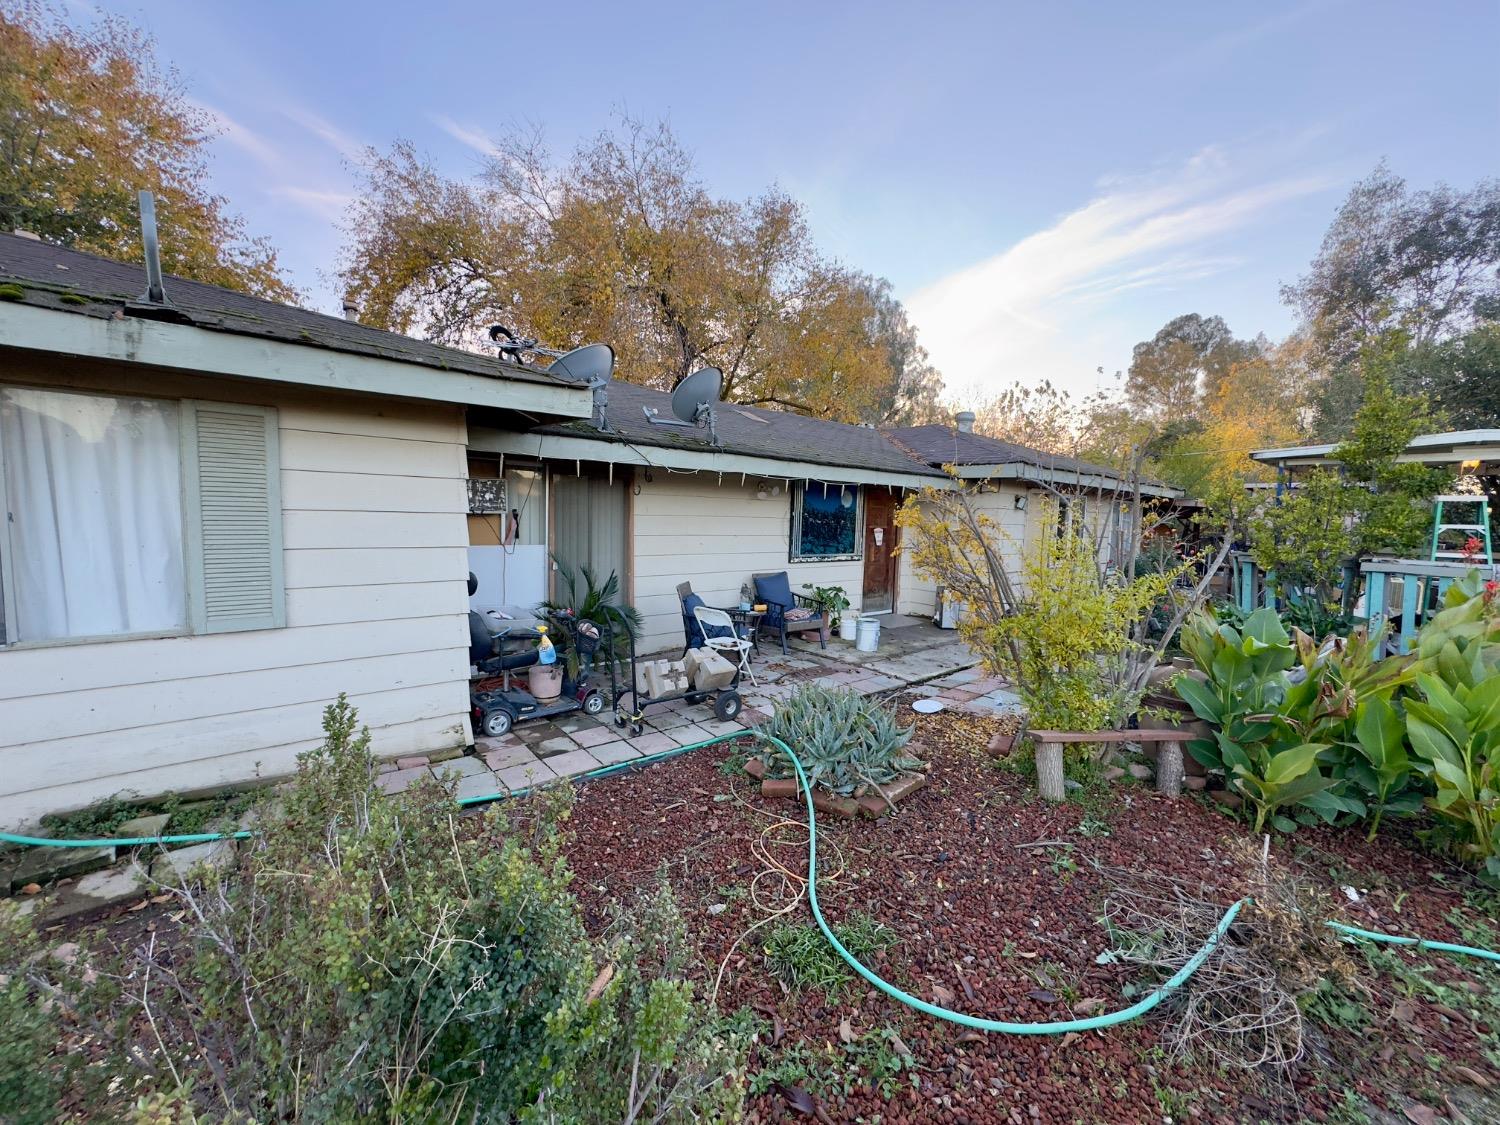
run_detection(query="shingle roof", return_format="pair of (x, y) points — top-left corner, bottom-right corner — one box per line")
(886, 424), (1129, 480)
(0, 232), (566, 388)
(533, 381), (947, 478)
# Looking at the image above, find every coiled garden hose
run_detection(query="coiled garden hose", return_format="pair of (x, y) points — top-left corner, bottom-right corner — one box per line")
(3, 730), (1495, 1035)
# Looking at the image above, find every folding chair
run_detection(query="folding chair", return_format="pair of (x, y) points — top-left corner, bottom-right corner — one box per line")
(693, 604), (757, 687)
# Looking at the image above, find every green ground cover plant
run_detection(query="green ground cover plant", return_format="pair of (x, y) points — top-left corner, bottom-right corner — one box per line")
(7, 696), (747, 1122)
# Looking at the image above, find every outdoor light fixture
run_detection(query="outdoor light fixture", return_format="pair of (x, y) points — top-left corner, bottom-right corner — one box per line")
(1014, 494), (1028, 511)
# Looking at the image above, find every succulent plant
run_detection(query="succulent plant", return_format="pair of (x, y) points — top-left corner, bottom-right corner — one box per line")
(757, 683), (923, 796)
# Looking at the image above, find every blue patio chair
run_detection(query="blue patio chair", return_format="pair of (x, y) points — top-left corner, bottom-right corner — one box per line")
(752, 571), (825, 655)
(677, 581), (741, 653)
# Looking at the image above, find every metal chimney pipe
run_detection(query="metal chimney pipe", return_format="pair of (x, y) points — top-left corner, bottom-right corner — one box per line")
(955, 410), (976, 434)
(137, 191), (167, 304)
(341, 298), (359, 322)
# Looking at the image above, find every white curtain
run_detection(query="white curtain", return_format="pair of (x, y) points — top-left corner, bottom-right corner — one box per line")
(1, 387), (185, 641)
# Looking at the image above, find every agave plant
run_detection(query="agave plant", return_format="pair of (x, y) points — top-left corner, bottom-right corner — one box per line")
(757, 683), (923, 797)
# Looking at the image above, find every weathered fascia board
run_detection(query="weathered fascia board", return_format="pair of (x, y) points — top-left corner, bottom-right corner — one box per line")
(469, 427), (949, 490)
(954, 462), (1182, 499)
(0, 301), (592, 418)
(1252, 429), (1500, 468)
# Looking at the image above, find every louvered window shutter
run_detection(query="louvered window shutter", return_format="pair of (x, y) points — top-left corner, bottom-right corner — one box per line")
(182, 402), (285, 633)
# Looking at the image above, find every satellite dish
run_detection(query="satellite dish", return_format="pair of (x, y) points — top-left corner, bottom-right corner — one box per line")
(670, 367), (722, 423)
(644, 366), (723, 446)
(548, 343), (615, 387)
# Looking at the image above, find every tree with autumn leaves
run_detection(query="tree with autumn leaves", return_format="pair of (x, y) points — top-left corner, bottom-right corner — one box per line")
(0, 2), (294, 300)
(337, 120), (944, 426)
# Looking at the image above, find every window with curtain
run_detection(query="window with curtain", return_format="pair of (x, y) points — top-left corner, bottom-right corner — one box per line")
(1, 387), (284, 645)
(790, 481), (863, 562)
(1, 387), (186, 642)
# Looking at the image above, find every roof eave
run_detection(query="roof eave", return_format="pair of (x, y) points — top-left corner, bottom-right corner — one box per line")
(0, 300), (592, 417)
(953, 461), (1181, 498)
(469, 427), (948, 489)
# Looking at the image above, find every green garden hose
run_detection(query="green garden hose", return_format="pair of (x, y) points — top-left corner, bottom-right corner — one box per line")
(3, 730), (1495, 1035)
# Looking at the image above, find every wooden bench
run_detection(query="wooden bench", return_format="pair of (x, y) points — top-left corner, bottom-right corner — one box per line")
(1026, 729), (1190, 802)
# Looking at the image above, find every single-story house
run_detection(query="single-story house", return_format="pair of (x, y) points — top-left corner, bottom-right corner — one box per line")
(883, 420), (1180, 619)
(467, 381), (952, 653)
(469, 403), (1179, 653)
(0, 232), (591, 826)
(2, 231), (1173, 824)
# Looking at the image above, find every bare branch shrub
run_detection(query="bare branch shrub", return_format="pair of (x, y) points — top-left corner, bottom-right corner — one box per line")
(1101, 838), (1362, 1078)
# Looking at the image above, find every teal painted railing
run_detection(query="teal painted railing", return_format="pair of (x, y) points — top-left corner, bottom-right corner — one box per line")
(1230, 555), (1491, 653)
(1360, 558), (1483, 652)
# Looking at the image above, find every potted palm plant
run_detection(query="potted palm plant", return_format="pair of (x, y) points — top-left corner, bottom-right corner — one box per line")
(540, 557), (643, 680)
(801, 583), (851, 643)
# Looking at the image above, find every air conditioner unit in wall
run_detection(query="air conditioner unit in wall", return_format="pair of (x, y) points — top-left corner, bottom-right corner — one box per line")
(467, 478), (508, 514)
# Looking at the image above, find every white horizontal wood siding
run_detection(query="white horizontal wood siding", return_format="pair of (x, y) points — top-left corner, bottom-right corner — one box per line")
(895, 483), (1038, 620)
(632, 474), (878, 654)
(0, 362), (474, 827)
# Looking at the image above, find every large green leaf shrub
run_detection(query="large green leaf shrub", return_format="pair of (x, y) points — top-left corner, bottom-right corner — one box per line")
(1177, 572), (1500, 875)
(1404, 574), (1500, 877)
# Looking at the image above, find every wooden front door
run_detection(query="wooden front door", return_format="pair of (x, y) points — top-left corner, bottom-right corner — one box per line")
(862, 490), (899, 614)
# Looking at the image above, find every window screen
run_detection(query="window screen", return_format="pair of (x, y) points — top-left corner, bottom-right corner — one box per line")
(791, 481), (863, 561)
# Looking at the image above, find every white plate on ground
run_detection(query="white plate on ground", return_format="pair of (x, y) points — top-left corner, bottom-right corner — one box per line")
(910, 698), (946, 714)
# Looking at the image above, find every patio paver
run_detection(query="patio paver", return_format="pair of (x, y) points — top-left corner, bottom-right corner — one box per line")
(432, 754), (492, 779)
(545, 748), (603, 777)
(536, 735), (578, 757)
(376, 766), (429, 794)
(452, 771), (503, 802)
(572, 725), (621, 748)
(482, 744), (539, 772)
(590, 741), (642, 765)
(496, 761), (559, 791)
(627, 731), (676, 754)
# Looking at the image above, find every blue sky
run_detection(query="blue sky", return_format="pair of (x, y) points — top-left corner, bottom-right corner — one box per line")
(82, 0), (1499, 404)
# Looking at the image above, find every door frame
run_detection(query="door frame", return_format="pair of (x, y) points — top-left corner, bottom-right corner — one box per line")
(861, 487), (900, 615)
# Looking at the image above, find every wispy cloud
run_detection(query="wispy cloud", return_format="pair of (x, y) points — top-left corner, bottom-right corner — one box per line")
(193, 100), (280, 168)
(279, 104), (367, 161)
(431, 114), (499, 156)
(266, 186), (354, 221)
(906, 148), (1336, 403)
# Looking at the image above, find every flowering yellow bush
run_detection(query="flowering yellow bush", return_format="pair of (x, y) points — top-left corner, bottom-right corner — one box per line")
(984, 528), (1172, 730)
(897, 487), (1182, 731)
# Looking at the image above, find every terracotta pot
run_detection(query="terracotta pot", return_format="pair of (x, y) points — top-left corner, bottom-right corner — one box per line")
(528, 663), (563, 700)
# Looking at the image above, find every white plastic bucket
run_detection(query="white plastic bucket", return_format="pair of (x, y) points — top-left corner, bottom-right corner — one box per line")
(856, 616), (880, 652)
(839, 615), (859, 642)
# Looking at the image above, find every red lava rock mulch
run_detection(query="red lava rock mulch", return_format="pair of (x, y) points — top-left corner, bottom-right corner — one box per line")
(547, 710), (1500, 1124)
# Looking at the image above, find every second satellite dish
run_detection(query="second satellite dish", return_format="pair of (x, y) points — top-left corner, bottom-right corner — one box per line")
(670, 367), (722, 423)
(549, 343), (615, 386)
(644, 366), (723, 446)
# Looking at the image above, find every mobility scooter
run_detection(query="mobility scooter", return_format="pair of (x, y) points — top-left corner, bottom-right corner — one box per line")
(467, 573), (608, 737)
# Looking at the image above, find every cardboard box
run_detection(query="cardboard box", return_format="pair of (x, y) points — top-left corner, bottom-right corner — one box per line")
(689, 647), (737, 691)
